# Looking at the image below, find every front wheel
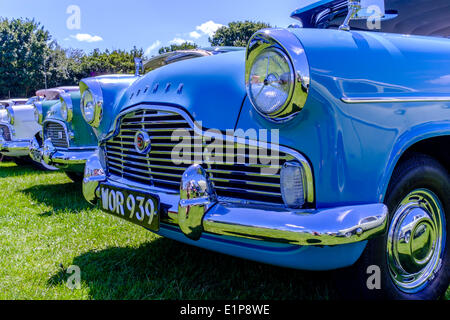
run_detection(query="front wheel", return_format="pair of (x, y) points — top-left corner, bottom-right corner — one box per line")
(337, 153), (449, 300)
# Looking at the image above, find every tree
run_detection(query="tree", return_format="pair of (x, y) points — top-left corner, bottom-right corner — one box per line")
(209, 21), (272, 47)
(0, 18), (51, 98)
(0, 18), (145, 99)
(158, 42), (198, 55)
(77, 46), (144, 78)
(44, 42), (81, 88)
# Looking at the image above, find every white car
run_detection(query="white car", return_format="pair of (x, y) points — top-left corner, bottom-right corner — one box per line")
(0, 88), (76, 168)
(0, 99), (42, 165)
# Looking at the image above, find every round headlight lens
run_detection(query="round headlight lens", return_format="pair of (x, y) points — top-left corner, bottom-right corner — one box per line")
(248, 48), (294, 116)
(82, 90), (96, 124)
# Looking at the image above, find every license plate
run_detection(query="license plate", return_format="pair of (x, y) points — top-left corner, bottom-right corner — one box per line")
(99, 185), (160, 232)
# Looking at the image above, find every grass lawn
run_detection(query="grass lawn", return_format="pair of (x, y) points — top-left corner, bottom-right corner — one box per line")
(0, 161), (448, 300)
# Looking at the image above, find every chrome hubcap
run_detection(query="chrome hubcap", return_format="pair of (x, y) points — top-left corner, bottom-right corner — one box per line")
(387, 189), (445, 293)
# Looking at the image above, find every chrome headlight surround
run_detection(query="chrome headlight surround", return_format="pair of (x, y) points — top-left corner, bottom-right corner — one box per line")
(5, 107), (15, 125)
(80, 80), (103, 128)
(33, 102), (43, 124)
(245, 29), (310, 122)
(59, 93), (73, 122)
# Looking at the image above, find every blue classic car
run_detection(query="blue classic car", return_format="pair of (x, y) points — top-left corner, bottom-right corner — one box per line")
(81, 0), (449, 299)
(31, 91), (102, 182)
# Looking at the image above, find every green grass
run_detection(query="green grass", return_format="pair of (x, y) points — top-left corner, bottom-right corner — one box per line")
(0, 161), (448, 300)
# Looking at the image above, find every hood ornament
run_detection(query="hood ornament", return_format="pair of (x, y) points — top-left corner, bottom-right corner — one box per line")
(339, 0), (386, 31)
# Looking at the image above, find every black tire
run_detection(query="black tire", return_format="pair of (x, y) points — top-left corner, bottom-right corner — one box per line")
(65, 171), (84, 183)
(337, 153), (449, 300)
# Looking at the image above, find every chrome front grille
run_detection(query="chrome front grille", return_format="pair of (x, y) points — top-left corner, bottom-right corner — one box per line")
(105, 107), (292, 204)
(44, 121), (69, 148)
(0, 124), (12, 141)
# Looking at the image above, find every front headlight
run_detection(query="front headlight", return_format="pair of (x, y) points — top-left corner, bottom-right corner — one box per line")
(33, 102), (43, 124)
(61, 104), (68, 121)
(34, 107), (39, 122)
(81, 89), (102, 127)
(59, 94), (73, 122)
(248, 48), (294, 116)
(246, 30), (310, 122)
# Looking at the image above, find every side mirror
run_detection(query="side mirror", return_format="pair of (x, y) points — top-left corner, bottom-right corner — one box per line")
(339, 0), (385, 31)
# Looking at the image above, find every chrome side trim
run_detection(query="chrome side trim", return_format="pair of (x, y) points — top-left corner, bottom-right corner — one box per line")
(102, 104), (315, 205)
(341, 96), (450, 104)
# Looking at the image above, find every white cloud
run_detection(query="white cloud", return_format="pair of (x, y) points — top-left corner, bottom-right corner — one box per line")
(189, 31), (202, 39)
(145, 40), (162, 56)
(70, 33), (103, 43)
(195, 20), (224, 37)
(169, 38), (192, 45)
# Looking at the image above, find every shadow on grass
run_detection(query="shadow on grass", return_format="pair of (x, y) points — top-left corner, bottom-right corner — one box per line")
(21, 182), (91, 215)
(48, 237), (337, 300)
(0, 162), (54, 178)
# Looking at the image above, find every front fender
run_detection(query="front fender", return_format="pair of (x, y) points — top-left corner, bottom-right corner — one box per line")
(79, 74), (139, 141)
(237, 28), (450, 208)
(7, 105), (41, 140)
(380, 122), (450, 202)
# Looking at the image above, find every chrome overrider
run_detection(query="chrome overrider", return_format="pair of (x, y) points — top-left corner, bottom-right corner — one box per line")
(84, 148), (389, 247)
(0, 123), (30, 157)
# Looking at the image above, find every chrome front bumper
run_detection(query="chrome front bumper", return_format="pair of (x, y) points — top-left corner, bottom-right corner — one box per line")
(84, 150), (388, 247)
(30, 138), (95, 170)
(0, 136), (30, 157)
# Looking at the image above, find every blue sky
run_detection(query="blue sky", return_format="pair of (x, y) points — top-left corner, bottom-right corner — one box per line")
(0, 0), (315, 57)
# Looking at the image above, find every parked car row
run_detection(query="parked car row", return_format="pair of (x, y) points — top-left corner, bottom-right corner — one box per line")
(0, 0), (449, 300)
